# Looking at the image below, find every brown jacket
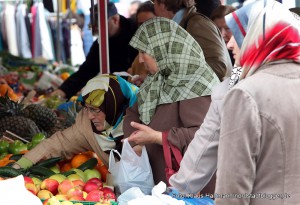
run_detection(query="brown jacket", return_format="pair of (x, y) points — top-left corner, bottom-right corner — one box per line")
(22, 110), (112, 167)
(180, 6), (232, 80)
(123, 96), (215, 194)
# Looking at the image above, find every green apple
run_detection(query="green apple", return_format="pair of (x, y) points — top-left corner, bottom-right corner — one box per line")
(49, 174), (67, 183)
(71, 168), (86, 182)
(67, 173), (84, 182)
(84, 169), (101, 182)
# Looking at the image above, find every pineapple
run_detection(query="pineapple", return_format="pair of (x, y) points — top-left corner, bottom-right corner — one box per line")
(48, 102), (82, 135)
(0, 95), (41, 141)
(21, 104), (58, 135)
(0, 116), (41, 141)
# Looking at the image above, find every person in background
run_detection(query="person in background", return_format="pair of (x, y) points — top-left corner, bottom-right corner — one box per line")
(128, 0), (142, 22)
(51, 3), (137, 99)
(13, 74), (138, 169)
(195, 0), (220, 18)
(124, 17), (219, 194)
(215, 1), (300, 204)
(152, 0), (232, 81)
(210, 5), (236, 65)
(127, 1), (156, 86)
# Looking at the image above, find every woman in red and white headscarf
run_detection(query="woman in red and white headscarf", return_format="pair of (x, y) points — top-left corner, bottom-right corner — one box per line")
(215, 0), (300, 204)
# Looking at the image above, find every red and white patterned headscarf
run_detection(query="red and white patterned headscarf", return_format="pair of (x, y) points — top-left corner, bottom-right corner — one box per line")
(225, 0), (300, 80)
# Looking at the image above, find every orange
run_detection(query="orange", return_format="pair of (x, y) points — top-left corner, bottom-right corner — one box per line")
(70, 154), (90, 168)
(60, 72), (70, 81)
(60, 162), (72, 172)
(95, 164), (109, 182)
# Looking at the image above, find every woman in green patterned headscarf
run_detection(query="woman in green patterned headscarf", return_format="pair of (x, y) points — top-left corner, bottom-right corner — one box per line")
(124, 17), (219, 185)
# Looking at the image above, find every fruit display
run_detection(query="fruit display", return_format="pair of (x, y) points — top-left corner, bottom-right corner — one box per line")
(0, 151), (116, 204)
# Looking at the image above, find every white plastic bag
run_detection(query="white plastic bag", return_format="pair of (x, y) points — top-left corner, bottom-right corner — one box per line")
(126, 182), (185, 205)
(109, 139), (155, 195)
(0, 175), (42, 205)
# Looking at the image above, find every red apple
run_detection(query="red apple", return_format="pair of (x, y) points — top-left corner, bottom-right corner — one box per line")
(100, 187), (116, 202)
(85, 190), (104, 202)
(83, 181), (99, 193)
(69, 195), (85, 201)
(41, 178), (59, 195)
(24, 176), (34, 184)
(25, 183), (39, 195)
(87, 178), (103, 188)
(55, 194), (68, 201)
(37, 190), (54, 200)
(72, 179), (85, 190)
(58, 179), (74, 195)
(67, 187), (84, 199)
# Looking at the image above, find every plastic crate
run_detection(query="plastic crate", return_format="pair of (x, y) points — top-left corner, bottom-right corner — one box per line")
(41, 200), (118, 205)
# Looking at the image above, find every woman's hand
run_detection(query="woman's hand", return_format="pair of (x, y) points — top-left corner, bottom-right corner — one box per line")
(126, 121), (162, 146)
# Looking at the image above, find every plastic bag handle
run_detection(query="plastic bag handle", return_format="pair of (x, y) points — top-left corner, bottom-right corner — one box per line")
(109, 149), (121, 168)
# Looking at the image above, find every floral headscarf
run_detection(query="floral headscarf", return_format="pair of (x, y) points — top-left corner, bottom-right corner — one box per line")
(225, 0), (300, 80)
(129, 17), (219, 124)
(81, 74), (138, 151)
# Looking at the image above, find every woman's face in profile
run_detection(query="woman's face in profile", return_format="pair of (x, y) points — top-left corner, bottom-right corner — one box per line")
(84, 103), (107, 131)
(227, 36), (241, 66)
(138, 52), (159, 74)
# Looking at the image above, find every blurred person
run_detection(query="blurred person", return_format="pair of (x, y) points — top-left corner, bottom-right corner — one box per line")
(210, 5), (236, 65)
(124, 17), (220, 194)
(214, 1), (300, 204)
(127, 0), (156, 86)
(51, 3), (137, 99)
(128, 0), (142, 21)
(14, 74), (138, 169)
(195, 0), (221, 18)
(151, 0), (232, 81)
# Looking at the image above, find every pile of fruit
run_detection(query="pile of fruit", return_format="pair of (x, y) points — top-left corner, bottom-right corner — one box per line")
(0, 152), (114, 204)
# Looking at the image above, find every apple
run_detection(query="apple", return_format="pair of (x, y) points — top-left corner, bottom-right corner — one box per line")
(24, 176), (34, 184)
(49, 174), (67, 183)
(84, 169), (101, 182)
(25, 183), (39, 195)
(67, 173), (84, 182)
(54, 194), (68, 201)
(87, 178), (103, 188)
(69, 195), (85, 201)
(83, 181), (99, 193)
(67, 187), (84, 199)
(100, 187), (116, 202)
(58, 179), (74, 195)
(41, 178), (59, 195)
(72, 179), (85, 190)
(60, 201), (74, 205)
(44, 196), (61, 205)
(37, 189), (54, 200)
(42, 199), (49, 205)
(82, 191), (88, 199)
(85, 190), (104, 202)
(71, 168), (86, 182)
(32, 177), (42, 191)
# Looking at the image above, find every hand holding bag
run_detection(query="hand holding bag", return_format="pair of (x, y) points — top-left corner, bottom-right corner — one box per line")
(109, 139), (155, 195)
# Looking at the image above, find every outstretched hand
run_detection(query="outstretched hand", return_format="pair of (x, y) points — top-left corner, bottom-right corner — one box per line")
(125, 121), (162, 146)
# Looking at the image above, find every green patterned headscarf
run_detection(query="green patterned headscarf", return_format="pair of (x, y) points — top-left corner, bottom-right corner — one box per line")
(129, 17), (220, 124)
